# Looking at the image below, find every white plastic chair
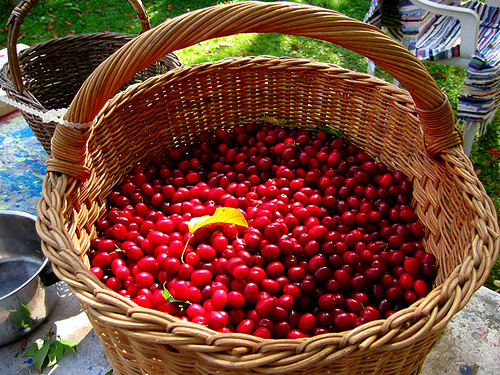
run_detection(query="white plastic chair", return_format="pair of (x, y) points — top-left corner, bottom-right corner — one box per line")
(365, 0), (500, 155)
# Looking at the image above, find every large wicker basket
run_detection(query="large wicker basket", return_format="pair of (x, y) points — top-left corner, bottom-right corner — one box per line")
(36, 2), (499, 374)
(0, 0), (181, 154)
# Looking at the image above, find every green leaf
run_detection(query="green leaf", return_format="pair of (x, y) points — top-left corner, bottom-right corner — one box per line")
(47, 343), (58, 367)
(318, 125), (344, 138)
(162, 288), (191, 306)
(20, 301), (31, 314)
(104, 370), (114, 375)
(162, 289), (171, 300)
(176, 298), (192, 306)
(54, 339), (65, 359)
(12, 301), (34, 331)
(23, 341), (41, 358)
(24, 336), (75, 372)
(59, 338), (77, 355)
(32, 339), (50, 373)
(47, 340), (65, 367)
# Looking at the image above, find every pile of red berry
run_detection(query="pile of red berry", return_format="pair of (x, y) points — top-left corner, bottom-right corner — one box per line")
(89, 122), (437, 339)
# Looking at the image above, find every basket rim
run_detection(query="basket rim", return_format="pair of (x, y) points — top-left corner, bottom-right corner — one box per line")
(36, 84), (500, 367)
(38, 146), (499, 370)
(40, 56), (499, 351)
(0, 31), (181, 112)
(62, 1), (461, 158)
(33, 2), (500, 372)
(99, 54), (418, 118)
(6, 0), (152, 93)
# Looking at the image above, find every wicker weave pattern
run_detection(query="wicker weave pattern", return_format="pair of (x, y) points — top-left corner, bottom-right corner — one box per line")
(35, 2), (499, 374)
(0, 0), (181, 154)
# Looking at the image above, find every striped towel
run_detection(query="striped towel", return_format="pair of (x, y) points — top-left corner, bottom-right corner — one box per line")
(365, 0), (500, 125)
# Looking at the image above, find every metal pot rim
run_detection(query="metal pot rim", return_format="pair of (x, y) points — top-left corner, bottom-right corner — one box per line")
(0, 210), (49, 301)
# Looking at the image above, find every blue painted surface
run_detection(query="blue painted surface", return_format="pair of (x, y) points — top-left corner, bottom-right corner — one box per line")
(0, 110), (48, 215)
(0, 111), (114, 374)
(459, 364), (474, 375)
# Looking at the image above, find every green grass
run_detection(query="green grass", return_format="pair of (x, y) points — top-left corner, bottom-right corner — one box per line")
(470, 118), (500, 291)
(0, 0), (498, 290)
(0, 0), (371, 70)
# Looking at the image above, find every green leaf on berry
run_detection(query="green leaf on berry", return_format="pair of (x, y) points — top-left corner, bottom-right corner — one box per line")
(162, 288), (172, 300)
(162, 288), (191, 306)
(318, 125), (344, 138)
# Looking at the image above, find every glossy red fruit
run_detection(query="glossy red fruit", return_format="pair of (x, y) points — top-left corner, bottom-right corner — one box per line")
(413, 279), (429, 296)
(93, 122), (435, 339)
(206, 310), (229, 331)
(90, 266), (104, 280)
(333, 312), (353, 331)
(211, 289), (228, 310)
(114, 265), (131, 280)
(191, 269), (213, 287)
(255, 297), (278, 318)
(92, 252), (112, 268)
(236, 319), (255, 334)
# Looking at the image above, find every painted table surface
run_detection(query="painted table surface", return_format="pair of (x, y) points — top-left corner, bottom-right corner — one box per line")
(0, 110), (47, 215)
(0, 110), (499, 375)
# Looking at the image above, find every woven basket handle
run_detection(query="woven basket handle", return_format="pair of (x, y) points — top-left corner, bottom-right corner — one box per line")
(64, 1), (462, 157)
(6, 0), (151, 93)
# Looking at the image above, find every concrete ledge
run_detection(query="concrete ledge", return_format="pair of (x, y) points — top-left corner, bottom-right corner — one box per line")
(422, 286), (500, 375)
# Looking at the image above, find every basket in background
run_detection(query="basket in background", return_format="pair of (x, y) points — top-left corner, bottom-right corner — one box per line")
(0, 0), (181, 154)
(36, 2), (499, 374)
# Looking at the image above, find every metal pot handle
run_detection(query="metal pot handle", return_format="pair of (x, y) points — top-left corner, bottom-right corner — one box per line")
(40, 262), (59, 287)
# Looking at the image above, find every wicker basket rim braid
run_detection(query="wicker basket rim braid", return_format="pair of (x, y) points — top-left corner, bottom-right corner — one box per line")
(36, 1), (500, 374)
(63, 1), (457, 146)
(6, 0), (151, 93)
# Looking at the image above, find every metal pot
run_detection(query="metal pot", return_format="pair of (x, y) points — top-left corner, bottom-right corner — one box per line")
(0, 211), (59, 346)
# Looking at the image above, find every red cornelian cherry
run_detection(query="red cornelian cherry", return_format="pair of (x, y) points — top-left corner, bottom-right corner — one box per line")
(91, 122), (435, 338)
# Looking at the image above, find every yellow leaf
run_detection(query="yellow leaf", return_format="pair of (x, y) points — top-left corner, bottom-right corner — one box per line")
(261, 116), (287, 126)
(188, 207), (248, 233)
